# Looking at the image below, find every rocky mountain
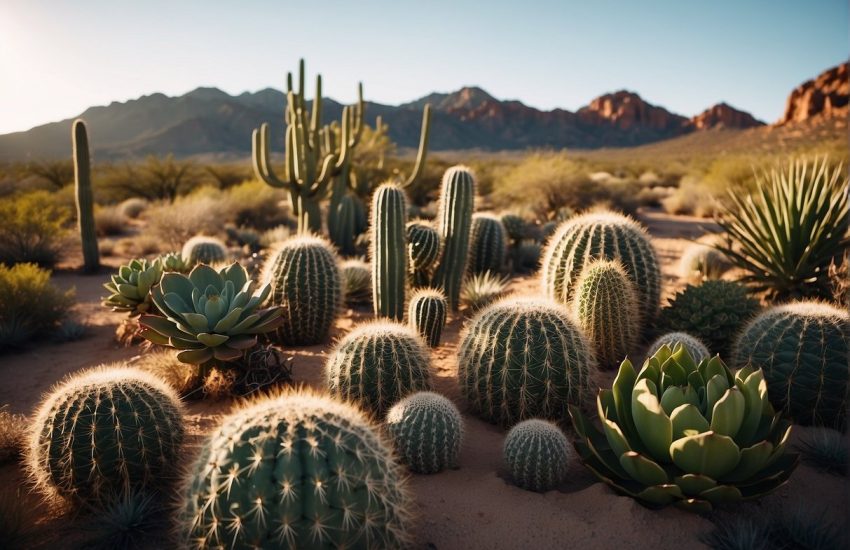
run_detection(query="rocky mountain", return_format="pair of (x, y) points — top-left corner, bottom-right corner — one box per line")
(690, 103), (764, 130)
(778, 62), (848, 125)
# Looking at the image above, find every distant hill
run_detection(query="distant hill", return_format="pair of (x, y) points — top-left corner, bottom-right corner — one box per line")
(1, 64), (844, 161)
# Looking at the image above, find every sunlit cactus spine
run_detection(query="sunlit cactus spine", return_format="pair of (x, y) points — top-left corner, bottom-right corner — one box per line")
(371, 183), (408, 320)
(386, 391), (463, 474)
(407, 220), (441, 287)
(572, 260), (639, 369)
(263, 234), (341, 345)
(469, 213), (507, 275)
(458, 296), (596, 426)
(648, 331), (710, 363)
(177, 390), (412, 549)
(181, 235), (227, 265)
(432, 166), (475, 311)
(72, 119), (99, 273)
(504, 419), (572, 492)
(408, 288), (447, 347)
(27, 366), (184, 505)
(326, 321), (432, 416)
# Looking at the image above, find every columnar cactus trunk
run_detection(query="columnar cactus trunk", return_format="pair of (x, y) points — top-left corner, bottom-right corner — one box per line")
(371, 183), (408, 320)
(469, 213), (507, 275)
(432, 166), (475, 311)
(329, 194), (358, 256)
(72, 119), (99, 273)
(408, 288), (447, 347)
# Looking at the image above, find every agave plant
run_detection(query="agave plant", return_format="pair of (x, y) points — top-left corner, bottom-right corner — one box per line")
(102, 258), (163, 316)
(716, 157), (849, 301)
(569, 344), (798, 513)
(139, 263), (283, 374)
(461, 271), (510, 312)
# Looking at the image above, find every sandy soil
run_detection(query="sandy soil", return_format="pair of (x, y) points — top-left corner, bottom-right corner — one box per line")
(1, 209), (847, 549)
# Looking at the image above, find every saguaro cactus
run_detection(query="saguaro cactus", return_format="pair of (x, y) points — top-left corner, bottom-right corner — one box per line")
(469, 213), (507, 275)
(432, 166), (475, 311)
(408, 288), (447, 347)
(72, 119), (99, 273)
(371, 183), (408, 320)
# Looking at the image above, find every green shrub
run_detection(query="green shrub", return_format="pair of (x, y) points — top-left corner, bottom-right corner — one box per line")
(0, 263), (74, 350)
(0, 191), (69, 266)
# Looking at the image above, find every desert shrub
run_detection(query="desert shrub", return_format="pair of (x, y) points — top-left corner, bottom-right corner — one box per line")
(95, 205), (128, 236)
(0, 191), (69, 266)
(145, 195), (229, 248)
(99, 239), (116, 256)
(661, 176), (721, 217)
(0, 405), (26, 463)
(225, 180), (293, 230)
(0, 263), (74, 350)
(461, 272), (510, 312)
(118, 197), (148, 219)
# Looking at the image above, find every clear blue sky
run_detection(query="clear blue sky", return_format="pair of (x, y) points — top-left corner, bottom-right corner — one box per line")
(1, 0), (846, 134)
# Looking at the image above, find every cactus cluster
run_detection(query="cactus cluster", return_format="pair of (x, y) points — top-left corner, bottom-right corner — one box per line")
(386, 391), (463, 474)
(432, 166), (475, 311)
(326, 321), (432, 416)
(503, 419), (572, 492)
(648, 331), (710, 363)
(458, 296), (596, 426)
(263, 235), (341, 345)
(177, 390), (412, 548)
(181, 235), (227, 265)
(371, 183), (408, 320)
(28, 366), (184, 504)
(733, 302), (850, 427)
(469, 214), (507, 275)
(72, 119), (100, 273)
(406, 221), (441, 287)
(408, 288), (447, 347)
(102, 258), (163, 316)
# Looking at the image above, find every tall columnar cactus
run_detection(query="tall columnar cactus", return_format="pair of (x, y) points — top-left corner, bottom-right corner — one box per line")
(469, 213), (507, 275)
(371, 183), (408, 320)
(177, 390), (412, 548)
(329, 194), (359, 256)
(406, 221), (441, 287)
(432, 166), (475, 311)
(28, 366), (184, 505)
(648, 331), (710, 363)
(181, 235), (227, 265)
(503, 419), (573, 492)
(733, 302), (850, 428)
(325, 321), (432, 416)
(458, 296), (596, 426)
(72, 119), (99, 273)
(385, 391), (463, 474)
(263, 235), (341, 345)
(541, 211), (661, 326)
(408, 288), (447, 347)
(572, 260), (640, 369)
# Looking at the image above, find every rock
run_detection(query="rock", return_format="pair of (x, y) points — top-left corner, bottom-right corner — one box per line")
(691, 102), (765, 129)
(777, 62), (848, 125)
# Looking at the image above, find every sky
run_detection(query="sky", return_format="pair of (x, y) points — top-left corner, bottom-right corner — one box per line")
(0, 0), (847, 135)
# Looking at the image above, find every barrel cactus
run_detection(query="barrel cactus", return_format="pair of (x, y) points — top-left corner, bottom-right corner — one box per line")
(648, 332), (710, 363)
(385, 391), (463, 474)
(263, 235), (341, 345)
(406, 221), (441, 287)
(458, 296), (596, 426)
(432, 166), (475, 311)
(371, 183), (407, 321)
(326, 321), (432, 416)
(572, 260), (639, 369)
(504, 419), (572, 492)
(732, 302), (850, 428)
(28, 366), (184, 505)
(500, 213), (526, 244)
(659, 280), (761, 357)
(340, 258), (372, 306)
(469, 214), (507, 275)
(102, 258), (163, 316)
(177, 390), (412, 548)
(408, 288), (447, 347)
(181, 235), (227, 265)
(541, 211), (661, 325)
(570, 345), (799, 513)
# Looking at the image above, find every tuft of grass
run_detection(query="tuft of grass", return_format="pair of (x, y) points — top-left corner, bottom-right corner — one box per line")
(779, 505), (844, 550)
(700, 515), (773, 550)
(0, 488), (27, 548)
(52, 319), (89, 343)
(80, 491), (168, 550)
(462, 272), (510, 312)
(797, 427), (848, 476)
(0, 405), (27, 464)
(132, 350), (198, 397)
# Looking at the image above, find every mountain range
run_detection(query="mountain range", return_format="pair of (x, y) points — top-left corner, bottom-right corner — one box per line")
(0, 63), (844, 161)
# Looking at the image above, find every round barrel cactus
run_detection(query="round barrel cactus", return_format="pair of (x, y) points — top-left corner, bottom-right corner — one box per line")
(326, 321), (432, 416)
(263, 235), (341, 346)
(406, 221), (441, 287)
(408, 288), (447, 348)
(385, 391), (463, 474)
(572, 259), (639, 369)
(733, 302), (850, 427)
(500, 213), (526, 243)
(648, 332), (710, 363)
(28, 366), (184, 505)
(340, 259), (372, 306)
(541, 211), (661, 325)
(458, 296), (596, 426)
(181, 235), (227, 265)
(504, 419), (572, 492)
(469, 214), (507, 275)
(177, 391), (412, 548)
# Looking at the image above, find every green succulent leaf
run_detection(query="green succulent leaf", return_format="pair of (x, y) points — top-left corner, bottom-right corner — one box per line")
(709, 387), (746, 438)
(177, 348), (215, 365)
(674, 473), (717, 496)
(670, 431), (740, 480)
(635, 484), (683, 506)
(619, 452), (669, 486)
(611, 358), (638, 438)
(160, 272), (195, 297)
(699, 485), (742, 505)
(670, 403), (710, 439)
(189, 265), (224, 292)
(704, 373), (729, 422)
(196, 333), (229, 347)
(632, 378), (673, 463)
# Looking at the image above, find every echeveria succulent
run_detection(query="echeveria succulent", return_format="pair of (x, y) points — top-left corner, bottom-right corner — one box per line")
(102, 258), (163, 316)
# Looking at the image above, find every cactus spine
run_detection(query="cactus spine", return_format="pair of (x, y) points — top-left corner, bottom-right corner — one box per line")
(177, 390), (412, 548)
(469, 213), (507, 275)
(432, 166), (475, 311)
(407, 221), (441, 287)
(458, 296), (596, 426)
(325, 321), (432, 416)
(572, 260), (639, 369)
(408, 288), (447, 347)
(647, 331), (710, 363)
(503, 419), (573, 492)
(181, 235), (227, 265)
(386, 391), (463, 474)
(28, 366), (184, 504)
(72, 119), (99, 273)
(263, 235), (341, 345)
(371, 183), (408, 320)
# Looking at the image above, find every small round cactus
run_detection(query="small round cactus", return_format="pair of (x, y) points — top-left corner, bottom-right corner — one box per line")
(340, 258), (372, 306)
(181, 235), (227, 265)
(263, 234), (341, 345)
(385, 391), (463, 474)
(28, 366), (184, 505)
(500, 213), (526, 242)
(408, 288), (447, 347)
(406, 220), (441, 287)
(647, 331), (710, 363)
(469, 213), (507, 275)
(504, 419), (572, 492)
(458, 296), (596, 426)
(177, 390), (412, 548)
(733, 302), (850, 427)
(326, 321), (432, 416)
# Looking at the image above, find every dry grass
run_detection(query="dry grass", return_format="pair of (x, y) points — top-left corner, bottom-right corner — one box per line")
(132, 350), (198, 397)
(0, 405), (27, 464)
(95, 205), (128, 237)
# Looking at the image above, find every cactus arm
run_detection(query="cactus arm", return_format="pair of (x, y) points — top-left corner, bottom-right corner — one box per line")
(252, 124), (289, 189)
(403, 104), (432, 188)
(310, 73), (322, 148)
(72, 119), (100, 273)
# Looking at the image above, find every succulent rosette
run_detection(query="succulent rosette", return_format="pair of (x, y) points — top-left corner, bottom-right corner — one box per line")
(102, 258), (163, 316)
